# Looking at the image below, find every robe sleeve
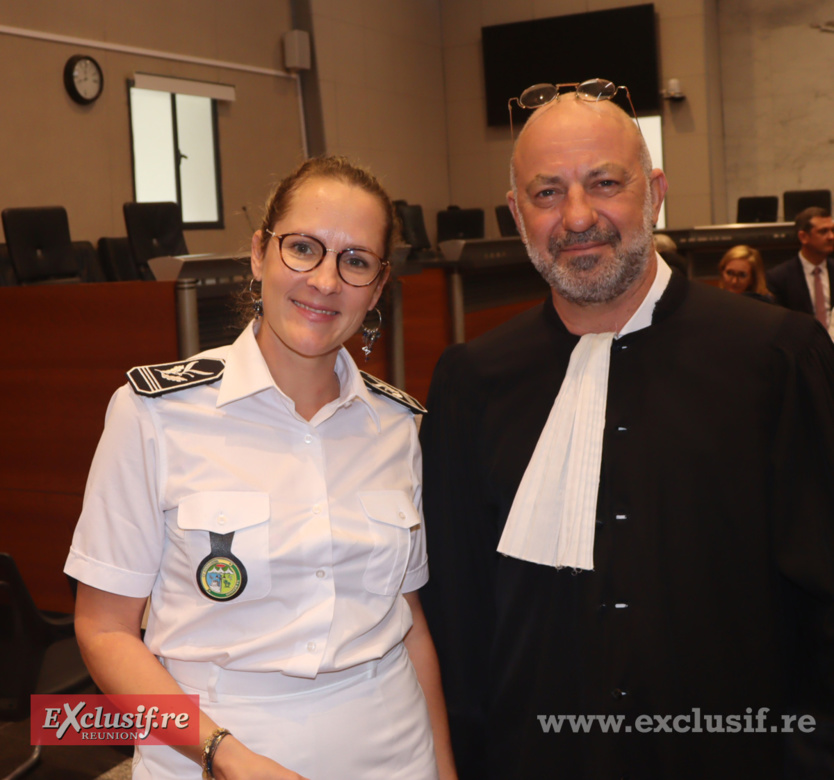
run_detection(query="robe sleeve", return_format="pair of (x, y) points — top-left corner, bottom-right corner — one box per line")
(770, 317), (834, 774)
(419, 344), (496, 778)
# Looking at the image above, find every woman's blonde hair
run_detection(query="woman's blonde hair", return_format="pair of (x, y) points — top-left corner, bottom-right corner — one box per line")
(718, 244), (770, 296)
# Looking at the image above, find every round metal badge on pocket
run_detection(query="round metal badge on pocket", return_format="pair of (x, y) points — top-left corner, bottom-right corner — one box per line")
(197, 532), (248, 601)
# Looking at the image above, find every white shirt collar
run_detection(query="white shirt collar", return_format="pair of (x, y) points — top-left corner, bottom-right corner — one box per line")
(216, 320), (381, 431)
(798, 251), (826, 276)
(617, 253), (673, 338)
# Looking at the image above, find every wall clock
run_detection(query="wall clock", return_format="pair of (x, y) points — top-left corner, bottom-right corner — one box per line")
(64, 55), (104, 105)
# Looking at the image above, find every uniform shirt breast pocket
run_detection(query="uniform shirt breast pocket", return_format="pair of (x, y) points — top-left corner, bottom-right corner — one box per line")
(177, 491), (271, 603)
(358, 490), (421, 596)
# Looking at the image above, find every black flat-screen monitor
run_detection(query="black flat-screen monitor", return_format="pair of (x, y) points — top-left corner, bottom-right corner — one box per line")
(482, 4), (660, 127)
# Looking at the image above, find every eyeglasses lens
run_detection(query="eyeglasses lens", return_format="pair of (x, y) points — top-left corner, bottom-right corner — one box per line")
(576, 78), (617, 101)
(281, 234), (325, 269)
(279, 233), (381, 286)
(519, 83), (559, 108)
(338, 249), (381, 285)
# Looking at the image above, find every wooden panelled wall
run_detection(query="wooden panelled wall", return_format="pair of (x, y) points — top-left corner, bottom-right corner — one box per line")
(400, 268), (542, 404)
(1, 272), (537, 613)
(1, 282), (179, 613)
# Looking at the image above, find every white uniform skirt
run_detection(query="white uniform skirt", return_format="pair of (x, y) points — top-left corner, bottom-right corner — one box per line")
(133, 643), (438, 780)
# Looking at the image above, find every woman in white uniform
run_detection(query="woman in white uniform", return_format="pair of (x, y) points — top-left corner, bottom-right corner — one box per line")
(65, 156), (456, 780)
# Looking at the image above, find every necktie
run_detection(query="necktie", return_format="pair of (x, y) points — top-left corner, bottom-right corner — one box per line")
(813, 267), (828, 327)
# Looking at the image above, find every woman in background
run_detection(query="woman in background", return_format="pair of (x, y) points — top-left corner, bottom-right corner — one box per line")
(718, 244), (774, 302)
(66, 156), (456, 780)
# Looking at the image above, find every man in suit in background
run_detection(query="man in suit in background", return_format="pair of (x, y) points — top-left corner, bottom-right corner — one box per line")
(766, 206), (834, 329)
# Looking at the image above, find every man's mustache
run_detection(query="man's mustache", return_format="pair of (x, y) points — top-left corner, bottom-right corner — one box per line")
(550, 226), (620, 253)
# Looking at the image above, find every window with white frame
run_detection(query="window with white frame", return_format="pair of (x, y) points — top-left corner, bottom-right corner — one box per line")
(128, 75), (232, 229)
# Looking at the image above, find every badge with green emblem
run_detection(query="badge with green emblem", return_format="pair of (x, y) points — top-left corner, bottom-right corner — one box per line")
(197, 532), (248, 601)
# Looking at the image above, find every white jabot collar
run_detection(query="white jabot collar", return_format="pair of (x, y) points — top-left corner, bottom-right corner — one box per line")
(497, 255), (672, 570)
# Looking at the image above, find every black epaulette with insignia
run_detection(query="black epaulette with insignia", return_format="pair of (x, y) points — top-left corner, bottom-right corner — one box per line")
(127, 358), (225, 398)
(360, 371), (427, 415)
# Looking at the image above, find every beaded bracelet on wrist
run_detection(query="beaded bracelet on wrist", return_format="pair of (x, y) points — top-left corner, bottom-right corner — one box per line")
(201, 727), (232, 779)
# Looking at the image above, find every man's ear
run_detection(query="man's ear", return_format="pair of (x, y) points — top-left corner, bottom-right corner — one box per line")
(507, 189), (522, 234)
(649, 169), (668, 225)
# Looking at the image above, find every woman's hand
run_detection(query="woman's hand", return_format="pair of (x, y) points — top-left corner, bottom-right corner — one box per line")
(75, 585), (310, 778)
(211, 735), (310, 780)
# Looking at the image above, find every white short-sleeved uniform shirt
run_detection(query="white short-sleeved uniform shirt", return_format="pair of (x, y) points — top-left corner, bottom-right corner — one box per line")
(65, 321), (428, 677)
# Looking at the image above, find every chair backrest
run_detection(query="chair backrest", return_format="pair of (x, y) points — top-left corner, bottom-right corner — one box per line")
(1, 207), (81, 285)
(437, 206), (485, 244)
(0, 553), (89, 724)
(783, 189), (832, 222)
(394, 201), (432, 252)
(495, 204), (519, 236)
(98, 236), (152, 281)
(736, 196), (778, 224)
(0, 244), (16, 285)
(0, 553), (48, 721)
(73, 240), (106, 282)
(123, 201), (189, 267)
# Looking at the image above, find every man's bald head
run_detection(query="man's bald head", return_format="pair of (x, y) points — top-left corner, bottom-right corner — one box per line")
(510, 98), (652, 195)
(506, 95), (667, 311)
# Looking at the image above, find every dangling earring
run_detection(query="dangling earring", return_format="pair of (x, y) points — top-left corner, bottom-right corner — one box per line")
(361, 308), (383, 361)
(249, 277), (263, 319)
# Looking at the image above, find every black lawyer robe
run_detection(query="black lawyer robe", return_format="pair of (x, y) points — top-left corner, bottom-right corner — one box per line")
(420, 272), (834, 779)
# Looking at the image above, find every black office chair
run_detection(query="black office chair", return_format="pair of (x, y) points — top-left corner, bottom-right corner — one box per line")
(783, 189), (832, 222)
(123, 201), (189, 272)
(495, 204), (519, 236)
(73, 240), (106, 282)
(736, 196), (778, 224)
(436, 206), (485, 244)
(0, 244), (16, 286)
(98, 236), (153, 281)
(1, 207), (82, 285)
(0, 553), (91, 778)
(393, 200), (434, 261)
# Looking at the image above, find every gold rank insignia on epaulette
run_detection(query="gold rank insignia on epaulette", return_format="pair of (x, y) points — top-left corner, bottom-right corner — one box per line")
(127, 358), (225, 397)
(360, 371), (427, 414)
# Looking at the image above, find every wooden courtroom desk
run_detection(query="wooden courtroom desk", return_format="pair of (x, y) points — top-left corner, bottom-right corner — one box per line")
(0, 279), (391, 613)
(428, 237), (549, 344)
(402, 238), (548, 403)
(657, 222), (799, 278)
(0, 282), (179, 613)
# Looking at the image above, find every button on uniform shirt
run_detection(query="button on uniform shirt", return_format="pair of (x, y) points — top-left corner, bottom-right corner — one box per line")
(65, 321), (427, 676)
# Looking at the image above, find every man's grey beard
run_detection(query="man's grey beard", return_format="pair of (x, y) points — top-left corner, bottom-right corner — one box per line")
(518, 196), (655, 306)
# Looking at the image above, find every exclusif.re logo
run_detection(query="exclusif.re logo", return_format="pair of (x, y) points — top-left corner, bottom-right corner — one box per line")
(31, 694), (200, 746)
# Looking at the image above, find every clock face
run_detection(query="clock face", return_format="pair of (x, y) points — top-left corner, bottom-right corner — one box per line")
(73, 59), (101, 99)
(64, 55), (104, 104)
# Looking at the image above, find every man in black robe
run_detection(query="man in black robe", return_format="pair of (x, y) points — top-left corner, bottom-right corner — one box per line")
(419, 92), (834, 778)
